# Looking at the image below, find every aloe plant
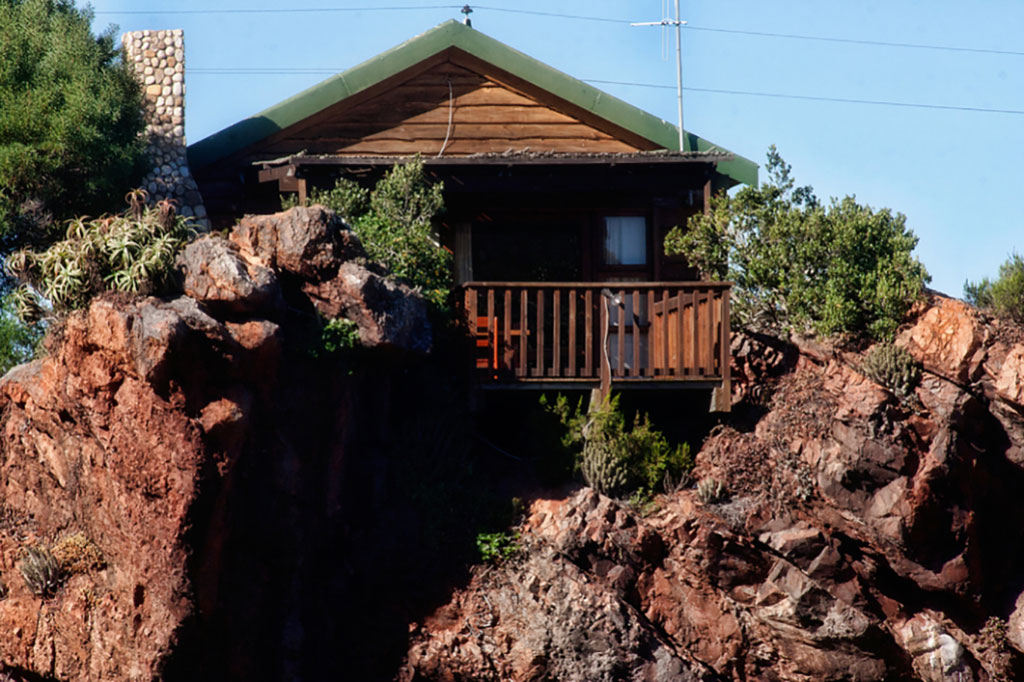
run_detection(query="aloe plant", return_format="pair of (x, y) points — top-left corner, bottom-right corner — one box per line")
(6, 191), (195, 322)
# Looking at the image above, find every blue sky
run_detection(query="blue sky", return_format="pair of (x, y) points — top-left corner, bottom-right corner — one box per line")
(87, 1), (1024, 297)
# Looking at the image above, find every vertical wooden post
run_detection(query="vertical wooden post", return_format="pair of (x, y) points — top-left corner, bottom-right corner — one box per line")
(552, 289), (561, 377)
(465, 287), (477, 331)
(661, 288), (670, 375)
(616, 291), (625, 378)
(712, 288), (732, 412)
(503, 289), (512, 371)
(631, 289), (640, 376)
(688, 288), (698, 376)
(677, 289), (686, 376)
(599, 293), (611, 397)
(568, 289), (577, 377)
(534, 289), (544, 377)
(703, 290), (715, 376)
(519, 289), (528, 377)
(584, 289), (594, 378)
(486, 288), (495, 371)
(646, 289), (655, 377)
(297, 178), (308, 207)
(453, 222), (473, 284)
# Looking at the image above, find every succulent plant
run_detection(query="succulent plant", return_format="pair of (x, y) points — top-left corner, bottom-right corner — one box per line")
(580, 439), (629, 497)
(19, 546), (64, 598)
(4, 191), (195, 322)
(860, 342), (921, 401)
(696, 477), (726, 505)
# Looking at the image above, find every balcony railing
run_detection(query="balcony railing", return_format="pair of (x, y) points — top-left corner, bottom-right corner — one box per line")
(460, 282), (731, 394)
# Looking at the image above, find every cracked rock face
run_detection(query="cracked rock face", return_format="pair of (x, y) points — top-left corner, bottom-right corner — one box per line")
(0, 206), (432, 681)
(405, 295), (1024, 682)
(4, 220), (1024, 682)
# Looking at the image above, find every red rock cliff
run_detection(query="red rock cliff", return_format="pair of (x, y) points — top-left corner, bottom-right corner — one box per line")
(3, 207), (1024, 681)
(404, 297), (1024, 681)
(0, 206), (435, 681)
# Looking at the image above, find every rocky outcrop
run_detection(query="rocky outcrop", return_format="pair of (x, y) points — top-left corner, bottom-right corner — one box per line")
(5, 222), (1024, 682)
(0, 206), (432, 681)
(405, 294), (1024, 681)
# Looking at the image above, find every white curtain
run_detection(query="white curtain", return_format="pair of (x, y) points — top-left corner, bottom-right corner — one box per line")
(603, 216), (647, 265)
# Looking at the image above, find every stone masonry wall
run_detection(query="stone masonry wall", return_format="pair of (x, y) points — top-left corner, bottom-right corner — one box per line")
(123, 29), (209, 229)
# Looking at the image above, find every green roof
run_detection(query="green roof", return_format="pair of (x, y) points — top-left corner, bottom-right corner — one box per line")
(188, 20), (757, 187)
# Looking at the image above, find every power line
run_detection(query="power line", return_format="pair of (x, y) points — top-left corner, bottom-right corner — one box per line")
(585, 80), (1024, 116)
(94, 4), (1024, 59)
(470, 5), (623, 24)
(94, 5), (461, 15)
(682, 25), (1024, 58)
(191, 68), (339, 73)
(184, 68), (1024, 115)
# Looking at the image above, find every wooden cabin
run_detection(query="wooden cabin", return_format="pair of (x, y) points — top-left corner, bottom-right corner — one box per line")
(187, 21), (757, 410)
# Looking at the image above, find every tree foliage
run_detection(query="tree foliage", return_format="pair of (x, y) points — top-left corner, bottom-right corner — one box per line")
(964, 253), (1024, 322)
(0, 0), (146, 249)
(285, 157), (451, 309)
(0, 292), (42, 374)
(665, 147), (929, 340)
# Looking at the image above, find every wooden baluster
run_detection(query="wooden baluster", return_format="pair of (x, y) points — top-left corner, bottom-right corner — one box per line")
(534, 289), (544, 377)
(519, 289), (528, 377)
(676, 288), (686, 377)
(486, 288), (495, 371)
(568, 288), (577, 377)
(646, 289), (655, 377)
(631, 290), (640, 376)
(616, 291), (625, 378)
(503, 289), (511, 370)
(662, 288), (670, 375)
(703, 289), (715, 376)
(552, 289), (561, 377)
(584, 289), (593, 378)
(689, 288), (698, 376)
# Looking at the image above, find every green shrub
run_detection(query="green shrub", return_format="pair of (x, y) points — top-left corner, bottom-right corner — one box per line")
(18, 545), (64, 597)
(964, 253), (1024, 322)
(860, 342), (921, 401)
(475, 530), (521, 564)
(287, 157), (451, 310)
(665, 146), (929, 340)
(5, 190), (194, 321)
(543, 393), (693, 499)
(320, 317), (361, 354)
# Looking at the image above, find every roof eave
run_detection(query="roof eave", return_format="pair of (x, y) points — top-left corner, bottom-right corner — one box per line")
(187, 20), (757, 187)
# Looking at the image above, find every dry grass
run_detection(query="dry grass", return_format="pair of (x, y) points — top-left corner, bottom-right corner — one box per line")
(52, 533), (105, 574)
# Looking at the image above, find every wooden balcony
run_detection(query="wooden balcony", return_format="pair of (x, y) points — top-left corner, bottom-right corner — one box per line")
(461, 281), (732, 409)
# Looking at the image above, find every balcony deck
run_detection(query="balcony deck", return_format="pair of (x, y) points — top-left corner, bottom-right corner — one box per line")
(461, 281), (732, 410)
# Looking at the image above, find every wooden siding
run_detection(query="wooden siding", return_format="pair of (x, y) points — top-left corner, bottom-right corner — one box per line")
(257, 62), (640, 157)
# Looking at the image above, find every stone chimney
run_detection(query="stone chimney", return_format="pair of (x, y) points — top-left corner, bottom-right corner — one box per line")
(123, 29), (208, 229)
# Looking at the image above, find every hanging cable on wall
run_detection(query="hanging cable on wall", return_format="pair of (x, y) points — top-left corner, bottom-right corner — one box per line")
(437, 77), (455, 158)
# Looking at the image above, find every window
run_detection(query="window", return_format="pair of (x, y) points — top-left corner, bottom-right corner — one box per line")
(603, 216), (647, 265)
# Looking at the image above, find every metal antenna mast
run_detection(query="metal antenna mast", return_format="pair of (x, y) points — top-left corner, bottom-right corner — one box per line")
(631, 1), (686, 151)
